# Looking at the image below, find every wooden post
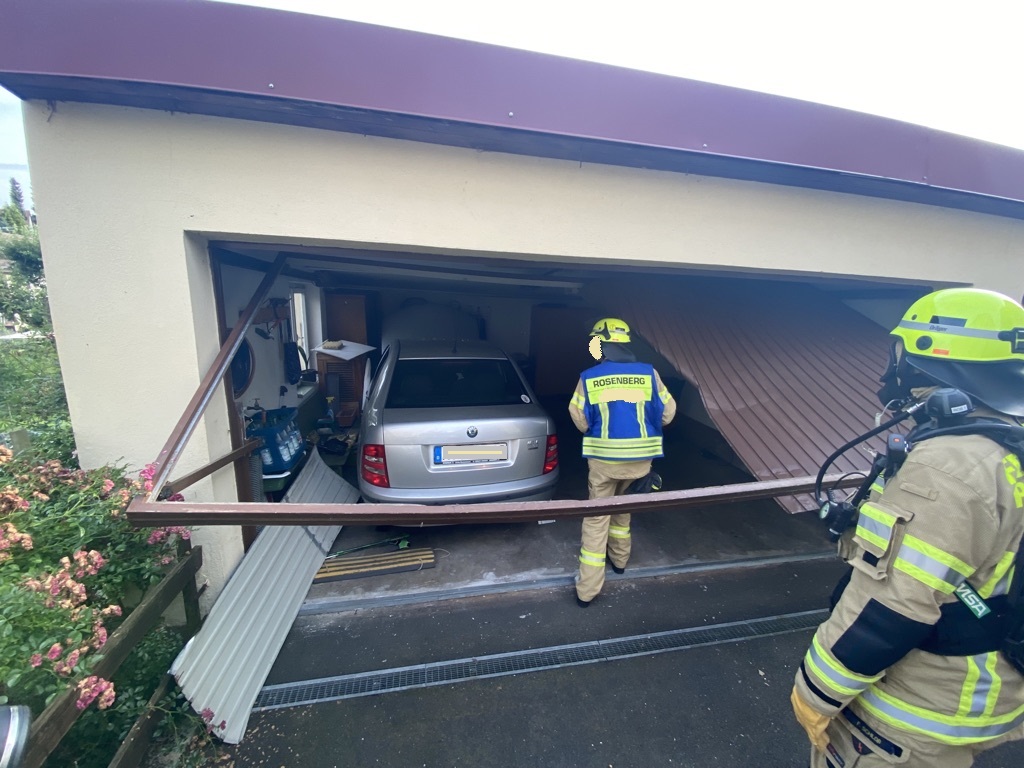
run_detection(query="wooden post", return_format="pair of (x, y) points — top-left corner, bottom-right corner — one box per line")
(106, 674), (173, 768)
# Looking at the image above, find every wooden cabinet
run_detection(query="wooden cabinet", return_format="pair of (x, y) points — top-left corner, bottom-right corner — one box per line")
(316, 353), (365, 406)
(320, 292), (376, 407)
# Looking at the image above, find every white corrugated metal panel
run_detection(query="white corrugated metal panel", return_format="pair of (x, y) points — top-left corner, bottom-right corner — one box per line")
(170, 448), (354, 743)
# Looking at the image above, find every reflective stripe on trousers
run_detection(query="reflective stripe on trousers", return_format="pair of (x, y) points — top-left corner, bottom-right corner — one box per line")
(575, 466), (638, 602)
(576, 513), (631, 602)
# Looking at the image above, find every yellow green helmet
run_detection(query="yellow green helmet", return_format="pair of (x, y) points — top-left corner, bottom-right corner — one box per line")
(890, 288), (1024, 416)
(590, 317), (631, 343)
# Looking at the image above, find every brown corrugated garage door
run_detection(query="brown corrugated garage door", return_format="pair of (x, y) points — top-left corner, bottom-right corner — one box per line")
(607, 277), (898, 512)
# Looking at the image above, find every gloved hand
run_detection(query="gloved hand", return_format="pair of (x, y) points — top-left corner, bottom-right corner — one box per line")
(790, 686), (831, 751)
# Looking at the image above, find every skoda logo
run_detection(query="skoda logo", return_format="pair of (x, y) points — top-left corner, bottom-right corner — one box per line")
(467, 426), (478, 438)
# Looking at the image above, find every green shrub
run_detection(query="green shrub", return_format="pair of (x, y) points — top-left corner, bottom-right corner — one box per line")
(0, 448), (195, 764)
(0, 335), (74, 465)
(48, 626), (188, 768)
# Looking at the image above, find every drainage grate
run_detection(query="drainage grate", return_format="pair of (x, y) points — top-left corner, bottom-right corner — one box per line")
(254, 608), (826, 711)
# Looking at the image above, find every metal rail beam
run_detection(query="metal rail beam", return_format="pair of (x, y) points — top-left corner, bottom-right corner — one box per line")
(127, 471), (861, 526)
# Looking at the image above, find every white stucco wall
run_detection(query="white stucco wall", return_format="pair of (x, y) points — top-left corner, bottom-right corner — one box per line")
(21, 101), (1024, 598)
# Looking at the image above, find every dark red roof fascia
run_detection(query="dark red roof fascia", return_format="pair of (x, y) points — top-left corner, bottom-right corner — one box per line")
(2, 0), (1024, 218)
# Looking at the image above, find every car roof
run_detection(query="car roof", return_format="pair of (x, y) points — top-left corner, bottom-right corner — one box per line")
(394, 339), (508, 360)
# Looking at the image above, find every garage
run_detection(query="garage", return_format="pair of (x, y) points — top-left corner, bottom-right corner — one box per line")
(5, 0), (1024, 743)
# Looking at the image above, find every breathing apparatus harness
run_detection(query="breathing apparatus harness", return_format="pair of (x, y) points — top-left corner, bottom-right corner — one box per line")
(815, 388), (1024, 674)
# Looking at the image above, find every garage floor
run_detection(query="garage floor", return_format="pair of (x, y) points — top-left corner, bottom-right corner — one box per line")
(302, 395), (833, 613)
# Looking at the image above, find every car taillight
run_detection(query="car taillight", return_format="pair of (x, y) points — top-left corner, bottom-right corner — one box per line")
(543, 433), (558, 474)
(361, 444), (390, 487)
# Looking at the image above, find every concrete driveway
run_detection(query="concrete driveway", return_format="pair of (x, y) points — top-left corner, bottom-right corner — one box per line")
(224, 549), (1024, 767)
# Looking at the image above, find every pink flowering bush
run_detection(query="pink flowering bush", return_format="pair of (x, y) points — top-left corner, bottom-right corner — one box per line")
(0, 449), (190, 718)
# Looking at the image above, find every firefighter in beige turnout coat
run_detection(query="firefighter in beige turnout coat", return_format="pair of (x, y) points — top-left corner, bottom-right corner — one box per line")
(792, 288), (1024, 768)
(568, 318), (676, 607)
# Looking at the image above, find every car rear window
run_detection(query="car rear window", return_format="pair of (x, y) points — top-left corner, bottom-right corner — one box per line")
(386, 358), (529, 408)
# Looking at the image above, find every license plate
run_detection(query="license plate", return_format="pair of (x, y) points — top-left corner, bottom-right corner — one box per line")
(434, 443), (508, 465)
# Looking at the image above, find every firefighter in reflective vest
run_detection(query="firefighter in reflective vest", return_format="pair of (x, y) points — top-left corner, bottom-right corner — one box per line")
(568, 317), (676, 607)
(792, 288), (1024, 767)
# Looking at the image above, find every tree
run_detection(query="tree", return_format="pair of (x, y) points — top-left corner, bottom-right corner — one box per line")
(9, 178), (24, 211)
(0, 227), (49, 331)
(0, 176), (47, 330)
(1, 177), (30, 235)
(2, 227), (43, 283)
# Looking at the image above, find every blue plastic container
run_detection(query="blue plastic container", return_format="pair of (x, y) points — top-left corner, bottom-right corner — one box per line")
(246, 407), (304, 474)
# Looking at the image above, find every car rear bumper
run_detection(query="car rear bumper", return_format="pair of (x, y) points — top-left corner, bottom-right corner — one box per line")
(359, 469), (559, 505)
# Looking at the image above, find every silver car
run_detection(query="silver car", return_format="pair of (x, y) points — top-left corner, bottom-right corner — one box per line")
(358, 340), (559, 504)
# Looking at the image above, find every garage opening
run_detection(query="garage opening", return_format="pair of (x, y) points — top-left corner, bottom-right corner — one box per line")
(209, 241), (926, 522)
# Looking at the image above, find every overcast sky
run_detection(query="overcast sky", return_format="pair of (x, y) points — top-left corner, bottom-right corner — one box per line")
(3, 0), (1024, 210)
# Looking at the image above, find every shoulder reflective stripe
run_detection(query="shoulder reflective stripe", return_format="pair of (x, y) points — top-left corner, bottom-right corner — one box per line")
(608, 524), (630, 539)
(897, 320), (1002, 341)
(579, 548), (605, 567)
(855, 509), (895, 551)
(599, 403), (610, 440)
(858, 686), (1024, 745)
(803, 635), (880, 697)
(893, 534), (974, 594)
(978, 551), (1016, 598)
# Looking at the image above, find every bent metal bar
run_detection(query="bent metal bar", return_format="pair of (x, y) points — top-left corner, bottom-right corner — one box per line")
(127, 472), (863, 527)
